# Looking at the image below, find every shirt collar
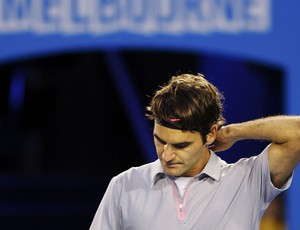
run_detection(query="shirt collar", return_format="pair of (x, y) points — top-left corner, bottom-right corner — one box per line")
(151, 150), (224, 185)
(151, 160), (165, 185)
(197, 150), (223, 181)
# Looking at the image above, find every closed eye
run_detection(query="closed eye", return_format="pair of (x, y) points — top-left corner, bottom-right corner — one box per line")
(173, 143), (191, 149)
(153, 134), (191, 149)
(154, 134), (166, 145)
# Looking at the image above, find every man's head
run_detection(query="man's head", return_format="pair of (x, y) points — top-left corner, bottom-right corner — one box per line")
(146, 73), (225, 144)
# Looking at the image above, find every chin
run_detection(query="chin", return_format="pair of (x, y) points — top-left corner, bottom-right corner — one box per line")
(163, 168), (184, 177)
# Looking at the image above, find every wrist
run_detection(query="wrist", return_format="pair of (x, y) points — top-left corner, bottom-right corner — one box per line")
(222, 124), (243, 142)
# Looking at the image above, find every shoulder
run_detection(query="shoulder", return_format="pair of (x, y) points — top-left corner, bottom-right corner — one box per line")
(112, 160), (161, 187)
(219, 146), (270, 181)
(234, 145), (270, 168)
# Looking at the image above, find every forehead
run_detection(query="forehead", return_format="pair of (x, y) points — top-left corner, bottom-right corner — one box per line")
(153, 123), (201, 143)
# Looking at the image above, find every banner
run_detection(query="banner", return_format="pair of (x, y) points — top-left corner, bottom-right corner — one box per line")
(0, 0), (275, 63)
(0, 0), (270, 35)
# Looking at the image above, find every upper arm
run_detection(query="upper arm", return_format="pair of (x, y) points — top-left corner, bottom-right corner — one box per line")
(90, 177), (122, 230)
(268, 141), (300, 188)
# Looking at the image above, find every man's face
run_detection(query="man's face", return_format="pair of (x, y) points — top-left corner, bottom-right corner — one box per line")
(153, 123), (210, 177)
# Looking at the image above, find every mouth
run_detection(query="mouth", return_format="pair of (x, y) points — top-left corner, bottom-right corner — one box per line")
(166, 162), (182, 168)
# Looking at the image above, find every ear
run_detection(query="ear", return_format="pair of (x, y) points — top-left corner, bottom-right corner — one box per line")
(206, 124), (218, 145)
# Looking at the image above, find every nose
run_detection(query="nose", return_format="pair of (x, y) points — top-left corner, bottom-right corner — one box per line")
(162, 144), (175, 161)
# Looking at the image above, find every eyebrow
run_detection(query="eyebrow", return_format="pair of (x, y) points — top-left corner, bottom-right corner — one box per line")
(153, 134), (192, 147)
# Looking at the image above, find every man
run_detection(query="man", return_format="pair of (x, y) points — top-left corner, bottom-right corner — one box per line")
(90, 73), (300, 229)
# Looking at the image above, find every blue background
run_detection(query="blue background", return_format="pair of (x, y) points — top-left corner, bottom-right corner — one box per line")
(0, 1), (299, 229)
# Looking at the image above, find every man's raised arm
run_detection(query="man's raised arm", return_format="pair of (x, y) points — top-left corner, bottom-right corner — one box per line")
(212, 115), (300, 187)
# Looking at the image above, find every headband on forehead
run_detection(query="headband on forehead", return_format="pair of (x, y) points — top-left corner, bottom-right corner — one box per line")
(155, 119), (183, 130)
(155, 117), (202, 133)
(155, 117), (183, 130)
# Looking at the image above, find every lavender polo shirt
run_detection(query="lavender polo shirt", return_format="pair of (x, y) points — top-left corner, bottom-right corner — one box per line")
(90, 145), (292, 230)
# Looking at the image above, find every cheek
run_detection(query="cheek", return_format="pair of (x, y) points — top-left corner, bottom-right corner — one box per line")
(183, 147), (202, 161)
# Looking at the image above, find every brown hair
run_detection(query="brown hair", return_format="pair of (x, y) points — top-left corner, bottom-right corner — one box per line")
(146, 73), (225, 143)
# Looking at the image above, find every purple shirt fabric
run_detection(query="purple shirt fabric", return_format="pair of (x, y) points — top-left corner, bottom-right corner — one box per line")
(90, 145), (292, 230)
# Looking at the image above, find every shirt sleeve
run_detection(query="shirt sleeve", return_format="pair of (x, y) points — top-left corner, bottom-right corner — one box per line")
(262, 145), (293, 202)
(248, 145), (293, 208)
(89, 177), (122, 230)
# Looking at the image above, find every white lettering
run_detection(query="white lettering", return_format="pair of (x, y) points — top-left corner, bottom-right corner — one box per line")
(155, 0), (183, 34)
(215, 0), (245, 32)
(30, 0), (57, 33)
(0, 0), (271, 35)
(126, 0), (153, 33)
(247, 0), (270, 31)
(0, 0), (30, 32)
(58, 0), (86, 34)
(89, 0), (121, 34)
(184, 0), (215, 33)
